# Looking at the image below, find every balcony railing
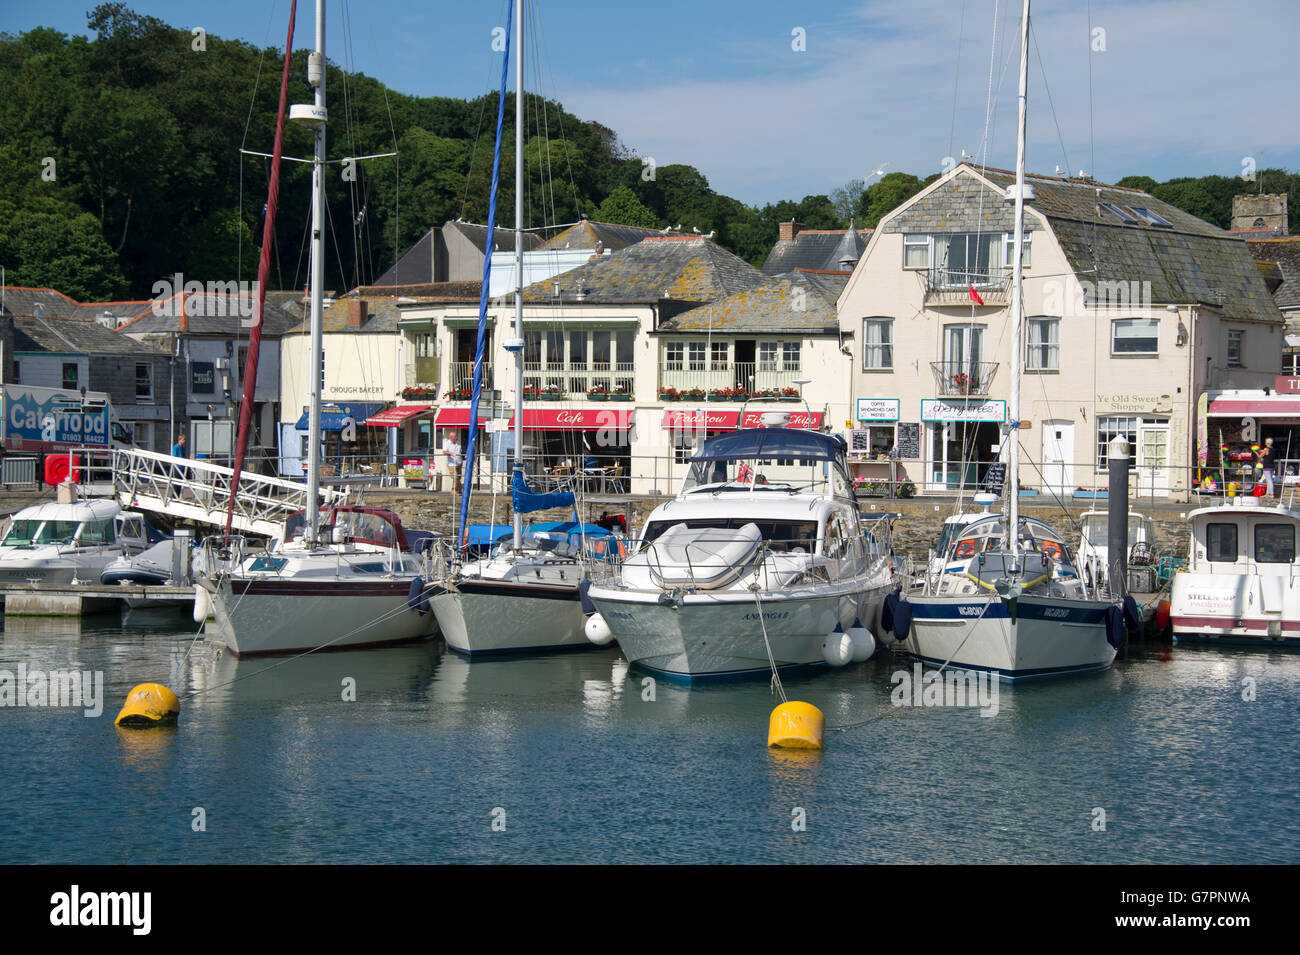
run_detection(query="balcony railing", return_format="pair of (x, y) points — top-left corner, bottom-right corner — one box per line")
(658, 360), (800, 395)
(523, 361), (634, 396)
(930, 361), (999, 396)
(922, 269), (1011, 306)
(445, 361), (495, 398)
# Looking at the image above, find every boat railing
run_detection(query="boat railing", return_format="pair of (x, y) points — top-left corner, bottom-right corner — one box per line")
(198, 535), (249, 578)
(597, 532), (832, 590)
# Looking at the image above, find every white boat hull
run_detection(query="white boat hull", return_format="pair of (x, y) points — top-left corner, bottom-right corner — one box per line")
(430, 579), (593, 655)
(207, 577), (439, 657)
(1170, 571), (1300, 649)
(903, 594), (1117, 681)
(590, 580), (887, 681)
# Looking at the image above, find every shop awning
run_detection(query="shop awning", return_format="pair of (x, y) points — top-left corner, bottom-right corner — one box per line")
(515, 408), (635, 430)
(661, 408), (823, 430)
(1208, 396), (1300, 417)
(434, 407), (492, 428)
(294, 402), (386, 431)
(365, 405), (433, 428)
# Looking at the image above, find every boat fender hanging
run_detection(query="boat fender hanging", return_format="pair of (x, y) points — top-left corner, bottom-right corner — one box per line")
(821, 629), (853, 666)
(1122, 595), (1141, 634)
(890, 594), (914, 642)
(406, 577), (430, 615)
(1105, 605), (1126, 650)
(578, 578), (596, 616)
(881, 591), (898, 635)
(846, 623), (876, 662)
(585, 612), (614, 646)
(1155, 599), (1171, 632)
(192, 584), (211, 624)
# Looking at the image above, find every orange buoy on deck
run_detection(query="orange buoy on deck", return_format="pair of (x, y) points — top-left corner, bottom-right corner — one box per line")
(767, 701), (824, 749)
(1155, 599), (1171, 631)
(115, 684), (180, 728)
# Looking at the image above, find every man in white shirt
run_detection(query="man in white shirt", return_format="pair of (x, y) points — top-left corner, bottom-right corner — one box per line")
(442, 431), (463, 491)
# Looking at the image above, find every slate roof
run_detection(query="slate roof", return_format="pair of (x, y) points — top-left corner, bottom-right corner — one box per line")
(537, 220), (665, 252)
(349, 281), (482, 301)
(885, 164), (1281, 325)
(75, 301), (153, 325)
(1245, 237), (1300, 311)
(372, 221), (544, 286)
(0, 287), (83, 319)
(13, 315), (167, 356)
(762, 227), (870, 275)
(116, 293), (303, 337)
(520, 236), (766, 305)
(664, 269), (849, 334)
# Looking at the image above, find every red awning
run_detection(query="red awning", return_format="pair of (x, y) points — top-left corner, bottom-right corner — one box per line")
(661, 408), (825, 430)
(515, 408), (635, 430)
(364, 405), (432, 427)
(434, 408), (491, 428)
(1208, 397), (1300, 417)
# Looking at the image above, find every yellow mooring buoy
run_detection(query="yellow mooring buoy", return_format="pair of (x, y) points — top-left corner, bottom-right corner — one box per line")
(767, 701), (824, 749)
(114, 683), (180, 728)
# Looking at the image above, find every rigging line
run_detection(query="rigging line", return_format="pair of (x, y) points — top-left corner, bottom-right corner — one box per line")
(459, 0), (513, 221)
(359, 0), (402, 285)
(532, 9), (561, 230)
(947, 0), (968, 163)
(750, 585), (788, 705)
(536, 7), (583, 219)
(1016, 438), (1086, 538)
(1030, 21), (1072, 179)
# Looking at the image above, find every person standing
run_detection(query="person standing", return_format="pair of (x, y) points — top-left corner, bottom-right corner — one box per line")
(1258, 437), (1277, 498)
(442, 430), (463, 492)
(171, 432), (187, 458)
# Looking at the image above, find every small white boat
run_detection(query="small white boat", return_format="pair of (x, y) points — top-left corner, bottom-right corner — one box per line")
(1170, 497), (1300, 649)
(0, 499), (150, 585)
(586, 425), (897, 682)
(1076, 509), (1155, 592)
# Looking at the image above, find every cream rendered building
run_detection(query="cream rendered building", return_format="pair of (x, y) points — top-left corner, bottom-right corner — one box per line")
(838, 164), (1284, 499)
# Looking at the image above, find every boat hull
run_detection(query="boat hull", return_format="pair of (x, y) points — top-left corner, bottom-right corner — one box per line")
(429, 579), (594, 655)
(1171, 571), (1300, 649)
(207, 577), (439, 657)
(589, 581), (885, 682)
(902, 595), (1117, 681)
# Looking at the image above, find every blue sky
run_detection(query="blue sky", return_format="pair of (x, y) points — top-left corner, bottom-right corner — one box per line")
(5, 0), (1298, 206)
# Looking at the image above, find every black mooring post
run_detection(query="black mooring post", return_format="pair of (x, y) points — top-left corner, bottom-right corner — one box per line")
(1107, 435), (1131, 594)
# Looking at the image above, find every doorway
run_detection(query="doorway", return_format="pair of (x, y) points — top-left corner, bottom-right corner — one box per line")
(1041, 420), (1074, 496)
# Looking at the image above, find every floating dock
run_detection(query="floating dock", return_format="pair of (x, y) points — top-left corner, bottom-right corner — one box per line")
(0, 582), (194, 616)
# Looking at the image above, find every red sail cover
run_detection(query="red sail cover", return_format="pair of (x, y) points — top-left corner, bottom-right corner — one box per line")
(226, 0), (297, 538)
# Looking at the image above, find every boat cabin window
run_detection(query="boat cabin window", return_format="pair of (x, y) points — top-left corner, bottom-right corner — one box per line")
(77, 520), (116, 545)
(643, 518), (819, 553)
(34, 520), (81, 544)
(2, 520), (42, 545)
(1205, 523), (1238, 562)
(1254, 524), (1295, 564)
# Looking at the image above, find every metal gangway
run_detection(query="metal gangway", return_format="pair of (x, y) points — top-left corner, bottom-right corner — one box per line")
(111, 448), (351, 537)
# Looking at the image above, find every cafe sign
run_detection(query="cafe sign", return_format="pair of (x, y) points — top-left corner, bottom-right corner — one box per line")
(856, 398), (900, 422)
(921, 399), (1007, 423)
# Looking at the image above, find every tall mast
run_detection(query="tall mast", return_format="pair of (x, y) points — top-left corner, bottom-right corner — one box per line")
(305, 0), (327, 544)
(1007, 0), (1030, 560)
(511, 0), (524, 552)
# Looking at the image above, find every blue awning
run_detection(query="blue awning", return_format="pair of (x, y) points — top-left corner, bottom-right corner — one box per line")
(295, 402), (387, 431)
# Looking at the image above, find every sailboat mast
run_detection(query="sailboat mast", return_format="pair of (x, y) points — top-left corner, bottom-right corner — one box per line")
(306, 0), (327, 543)
(1007, 0), (1030, 560)
(512, 0), (524, 552)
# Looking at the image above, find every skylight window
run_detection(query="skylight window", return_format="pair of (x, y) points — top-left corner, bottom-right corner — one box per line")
(1129, 206), (1173, 227)
(1100, 202), (1138, 224)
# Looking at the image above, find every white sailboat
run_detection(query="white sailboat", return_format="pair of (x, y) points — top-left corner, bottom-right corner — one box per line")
(585, 416), (897, 681)
(898, 0), (1122, 682)
(200, 0), (437, 657)
(426, 0), (614, 656)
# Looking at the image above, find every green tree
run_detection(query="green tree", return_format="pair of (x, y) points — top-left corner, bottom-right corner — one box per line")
(594, 185), (658, 228)
(857, 172), (929, 228)
(0, 197), (127, 299)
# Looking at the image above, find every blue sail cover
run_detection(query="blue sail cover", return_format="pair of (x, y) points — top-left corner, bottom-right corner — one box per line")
(512, 468), (575, 514)
(458, 4), (512, 546)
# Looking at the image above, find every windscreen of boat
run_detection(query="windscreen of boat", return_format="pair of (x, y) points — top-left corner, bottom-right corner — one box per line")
(76, 519), (116, 545)
(682, 429), (852, 497)
(33, 520), (81, 544)
(2, 520), (43, 546)
(643, 518), (819, 553)
(950, 519), (1075, 565)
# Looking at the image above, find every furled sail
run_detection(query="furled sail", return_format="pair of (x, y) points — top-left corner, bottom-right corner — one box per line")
(511, 468), (574, 514)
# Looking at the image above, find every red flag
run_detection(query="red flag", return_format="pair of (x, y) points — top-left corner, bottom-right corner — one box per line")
(968, 284), (985, 305)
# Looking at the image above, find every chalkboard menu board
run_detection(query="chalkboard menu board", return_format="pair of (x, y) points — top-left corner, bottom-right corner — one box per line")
(895, 422), (921, 460)
(979, 462), (1007, 496)
(849, 429), (871, 456)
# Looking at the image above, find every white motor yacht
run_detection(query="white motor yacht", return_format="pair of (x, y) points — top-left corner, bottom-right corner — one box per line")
(586, 422), (896, 682)
(0, 499), (149, 585)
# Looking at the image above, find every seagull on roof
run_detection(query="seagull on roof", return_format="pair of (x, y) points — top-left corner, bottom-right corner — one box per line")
(1055, 165), (1064, 176)
(961, 150), (973, 161)
(659, 225), (672, 233)
(673, 223), (681, 231)
(705, 230), (715, 239)
(692, 226), (701, 234)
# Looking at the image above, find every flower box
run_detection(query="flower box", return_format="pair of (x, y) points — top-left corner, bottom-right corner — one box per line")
(611, 393), (633, 402)
(589, 392), (608, 401)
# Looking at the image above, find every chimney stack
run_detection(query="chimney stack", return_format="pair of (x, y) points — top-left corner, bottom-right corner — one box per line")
(348, 299), (367, 328)
(779, 220), (804, 242)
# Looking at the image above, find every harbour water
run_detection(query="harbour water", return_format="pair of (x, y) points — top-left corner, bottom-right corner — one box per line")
(1, 611), (1297, 864)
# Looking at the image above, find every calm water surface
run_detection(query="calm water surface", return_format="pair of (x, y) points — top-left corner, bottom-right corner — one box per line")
(1, 609), (1297, 864)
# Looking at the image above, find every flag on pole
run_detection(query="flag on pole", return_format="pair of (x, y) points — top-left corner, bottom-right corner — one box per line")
(968, 284), (985, 305)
